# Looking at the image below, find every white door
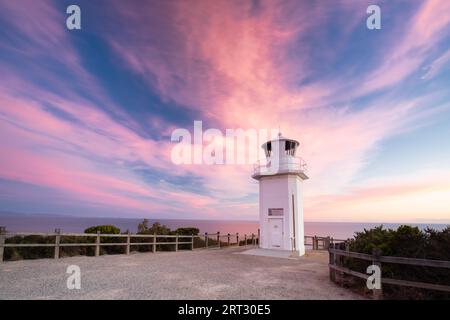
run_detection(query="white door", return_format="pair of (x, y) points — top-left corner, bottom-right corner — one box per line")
(268, 218), (283, 249)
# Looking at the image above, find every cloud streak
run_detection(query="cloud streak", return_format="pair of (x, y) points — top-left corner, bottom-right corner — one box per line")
(0, 0), (449, 222)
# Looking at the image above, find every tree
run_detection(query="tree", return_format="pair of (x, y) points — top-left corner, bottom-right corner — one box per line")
(175, 227), (199, 236)
(137, 220), (171, 235)
(84, 225), (120, 234)
(137, 219), (150, 234)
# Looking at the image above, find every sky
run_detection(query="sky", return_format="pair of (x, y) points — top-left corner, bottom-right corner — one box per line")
(0, 0), (449, 223)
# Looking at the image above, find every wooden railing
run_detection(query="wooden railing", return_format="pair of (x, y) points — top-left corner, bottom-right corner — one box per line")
(0, 227), (260, 262)
(304, 236), (346, 250)
(0, 224), (349, 263)
(328, 242), (450, 299)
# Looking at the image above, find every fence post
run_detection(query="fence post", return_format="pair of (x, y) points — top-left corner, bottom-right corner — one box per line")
(0, 226), (6, 263)
(95, 231), (100, 257)
(126, 231), (130, 255)
(372, 248), (383, 300)
(333, 243), (339, 283)
(329, 241), (335, 281)
(339, 242), (346, 286)
(217, 232), (220, 248)
(191, 234), (194, 250)
(257, 229), (260, 246)
(152, 232), (156, 253)
(227, 233), (230, 247)
(244, 234), (247, 246)
(54, 228), (61, 259)
(313, 236), (318, 250)
(236, 233), (239, 246)
(175, 234), (179, 252)
(205, 232), (208, 249)
(251, 233), (255, 246)
(324, 236), (330, 250)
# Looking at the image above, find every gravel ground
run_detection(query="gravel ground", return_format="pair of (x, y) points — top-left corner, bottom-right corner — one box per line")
(0, 247), (363, 300)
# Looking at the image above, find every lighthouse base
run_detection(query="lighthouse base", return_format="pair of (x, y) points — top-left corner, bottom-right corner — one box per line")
(257, 174), (306, 256)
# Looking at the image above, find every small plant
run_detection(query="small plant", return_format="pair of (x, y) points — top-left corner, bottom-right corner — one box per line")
(342, 225), (450, 299)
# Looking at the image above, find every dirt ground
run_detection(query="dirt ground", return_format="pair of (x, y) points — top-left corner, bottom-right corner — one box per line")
(0, 246), (363, 299)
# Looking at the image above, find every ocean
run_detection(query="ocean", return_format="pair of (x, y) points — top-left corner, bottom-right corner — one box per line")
(0, 214), (447, 239)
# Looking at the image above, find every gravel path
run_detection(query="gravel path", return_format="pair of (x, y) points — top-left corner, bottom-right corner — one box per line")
(0, 247), (362, 299)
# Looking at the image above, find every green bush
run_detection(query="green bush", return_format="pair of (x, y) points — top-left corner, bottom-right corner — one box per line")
(84, 225), (120, 234)
(5, 235), (54, 260)
(174, 227), (199, 236)
(3, 220), (224, 260)
(342, 225), (450, 299)
(84, 225), (125, 255)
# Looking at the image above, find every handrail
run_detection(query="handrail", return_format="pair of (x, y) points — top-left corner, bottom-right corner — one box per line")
(330, 248), (450, 268)
(328, 244), (450, 298)
(0, 228), (344, 262)
(0, 228), (260, 262)
(253, 156), (307, 176)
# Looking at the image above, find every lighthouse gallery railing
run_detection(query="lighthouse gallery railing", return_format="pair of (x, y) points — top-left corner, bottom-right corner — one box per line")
(253, 156), (307, 176)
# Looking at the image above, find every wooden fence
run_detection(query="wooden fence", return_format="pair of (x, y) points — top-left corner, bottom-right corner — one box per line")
(304, 236), (346, 250)
(0, 226), (261, 262)
(0, 226), (338, 262)
(328, 242), (450, 299)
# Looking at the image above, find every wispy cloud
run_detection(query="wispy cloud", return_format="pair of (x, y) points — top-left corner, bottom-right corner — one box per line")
(0, 0), (449, 221)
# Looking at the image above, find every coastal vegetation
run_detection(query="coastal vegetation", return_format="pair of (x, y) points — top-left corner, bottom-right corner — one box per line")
(3, 220), (203, 260)
(2, 219), (248, 260)
(4, 221), (448, 300)
(341, 225), (450, 299)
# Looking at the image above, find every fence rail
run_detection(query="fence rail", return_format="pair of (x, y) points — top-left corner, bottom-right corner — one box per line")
(0, 225), (339, 262)
(0, 227), (261, 262)
(328, 242), (450, 299)
(304, 236), (346, 250)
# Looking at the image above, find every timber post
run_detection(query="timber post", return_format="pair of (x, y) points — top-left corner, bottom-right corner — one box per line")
(95, 230), (100, 257)
(126, 231), (131, 255)
(329, 240), (335, 281)
(0, 226), (6, 263)
(217, 232), (220, 248)
(372, 248), (383, 300)
(54, 228), (61, 259)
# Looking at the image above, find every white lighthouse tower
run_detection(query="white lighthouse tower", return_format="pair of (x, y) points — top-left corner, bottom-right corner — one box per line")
(252, 133), (308, 256)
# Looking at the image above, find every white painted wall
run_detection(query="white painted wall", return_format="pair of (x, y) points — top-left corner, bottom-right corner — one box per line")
(259, 174), (305, 255)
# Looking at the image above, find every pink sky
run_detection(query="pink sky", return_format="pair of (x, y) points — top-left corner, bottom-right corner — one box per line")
(0, 0), (449, 223)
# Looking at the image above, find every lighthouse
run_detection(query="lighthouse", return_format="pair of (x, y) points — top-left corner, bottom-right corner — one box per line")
(252, 133), (308, 256)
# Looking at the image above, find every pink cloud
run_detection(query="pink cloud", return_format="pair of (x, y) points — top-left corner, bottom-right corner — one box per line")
(305, 171), (450, 222)
(1, 0), (449, 222)
(102, 0), (450, 221)
(360, 0), (450, 94)
(0, 88), (228, 218)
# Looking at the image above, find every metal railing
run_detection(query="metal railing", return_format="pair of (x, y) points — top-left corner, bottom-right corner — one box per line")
(253, 156), (307, 177)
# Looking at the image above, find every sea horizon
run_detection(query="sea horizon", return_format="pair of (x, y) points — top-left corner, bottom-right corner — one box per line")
(1, 212), (448, 240)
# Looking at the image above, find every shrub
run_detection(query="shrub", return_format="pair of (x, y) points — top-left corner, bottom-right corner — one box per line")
(342, 225), (450, 299)
(84, 225), (120, 234)
(174, 227), (199, 236)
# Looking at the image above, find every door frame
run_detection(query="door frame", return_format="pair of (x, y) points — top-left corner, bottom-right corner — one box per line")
(267, 217), (284, 249)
